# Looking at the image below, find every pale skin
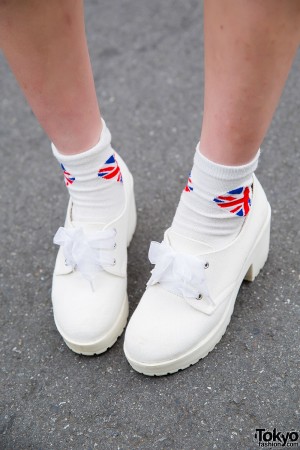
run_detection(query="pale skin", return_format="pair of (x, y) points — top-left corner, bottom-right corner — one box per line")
(200, 0), (300, 165)
(0, 0), (102, 155)
(1, 0), (300, 163)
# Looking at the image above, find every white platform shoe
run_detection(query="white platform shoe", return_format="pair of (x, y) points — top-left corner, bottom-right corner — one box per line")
(52, 155), (136, 355)
(124, 175), (271, 375)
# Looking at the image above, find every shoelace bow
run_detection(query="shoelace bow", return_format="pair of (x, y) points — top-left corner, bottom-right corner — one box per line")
(147, 240), (213, 308)
(53, 227), (116, 288)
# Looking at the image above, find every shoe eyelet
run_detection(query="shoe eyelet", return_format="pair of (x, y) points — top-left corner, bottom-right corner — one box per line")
(64, 259), (68, 266)
(204, 262), (209, 269)
(113, 242), (117, 249)
(112, 258), (116, 266)
(198, 294), (203, 300)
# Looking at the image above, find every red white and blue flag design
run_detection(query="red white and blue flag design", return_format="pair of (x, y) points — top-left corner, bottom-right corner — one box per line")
(61, 163), (75, 187)
(98, 154), (123, 183)
(184, 173), (193, 192)
(213, 185), (252, 217)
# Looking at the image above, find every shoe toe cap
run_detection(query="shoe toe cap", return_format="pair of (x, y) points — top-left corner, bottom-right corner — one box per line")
(52, 271), (126, 344)
(124, 285), (218, 366)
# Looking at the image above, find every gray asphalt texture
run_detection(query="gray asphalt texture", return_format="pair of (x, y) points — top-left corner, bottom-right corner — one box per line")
(1, 1), (300, 449)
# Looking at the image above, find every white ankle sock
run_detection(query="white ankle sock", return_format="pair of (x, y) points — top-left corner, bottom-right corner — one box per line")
(52, 120), (125, 223)
(171, 144), (260, 250)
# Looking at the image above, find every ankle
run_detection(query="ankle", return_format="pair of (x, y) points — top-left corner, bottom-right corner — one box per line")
(200, 127), (261, 166)
(171, 145), (260, 250)
(52, 119), (125, 224)
(51, 117), (103, 156)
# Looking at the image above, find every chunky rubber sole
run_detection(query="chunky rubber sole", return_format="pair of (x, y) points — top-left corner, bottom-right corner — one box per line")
(124, 205), (271, 376)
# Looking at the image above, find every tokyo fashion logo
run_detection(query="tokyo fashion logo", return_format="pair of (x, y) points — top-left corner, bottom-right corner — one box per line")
(255, 428), (300, 447)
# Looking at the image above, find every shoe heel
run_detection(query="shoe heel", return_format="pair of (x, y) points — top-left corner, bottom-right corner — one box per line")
(244, 214), (271, 282)
(127, 192), (137, 247)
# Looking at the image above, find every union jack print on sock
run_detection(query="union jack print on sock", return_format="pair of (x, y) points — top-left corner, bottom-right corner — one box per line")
(184, 173), (193, 192)
(213, 185), (252, 217)
(98, 154), (123, 182)
(61, 163), (75, 187)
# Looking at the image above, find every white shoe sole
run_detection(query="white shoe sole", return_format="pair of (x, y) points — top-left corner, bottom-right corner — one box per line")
(124, 205), (271, 376)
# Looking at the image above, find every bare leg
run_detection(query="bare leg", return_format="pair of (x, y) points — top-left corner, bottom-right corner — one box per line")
(200, 0), (300, 165)
(0, 0), (101, 155)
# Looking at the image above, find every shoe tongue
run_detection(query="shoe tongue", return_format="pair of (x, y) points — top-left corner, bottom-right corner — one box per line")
(71, 220), (107, 233)
(166, 228), (213, 255)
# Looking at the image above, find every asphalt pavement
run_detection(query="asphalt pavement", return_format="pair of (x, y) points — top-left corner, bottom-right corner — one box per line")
(1, 1), (300, 449)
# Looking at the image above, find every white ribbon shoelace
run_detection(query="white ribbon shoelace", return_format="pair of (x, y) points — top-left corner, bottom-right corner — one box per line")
(147, 241), (214, 311)
(53, 227), (116, 286)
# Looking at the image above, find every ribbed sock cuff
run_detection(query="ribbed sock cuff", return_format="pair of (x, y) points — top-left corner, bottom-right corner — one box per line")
(195, 143), (260, 180)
